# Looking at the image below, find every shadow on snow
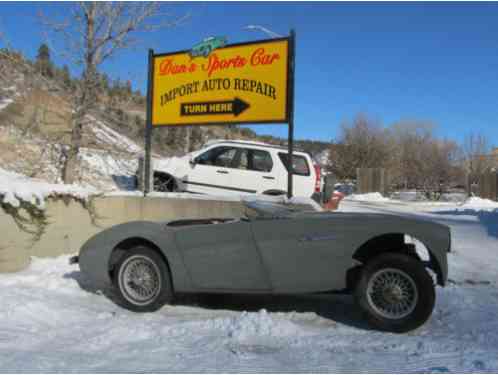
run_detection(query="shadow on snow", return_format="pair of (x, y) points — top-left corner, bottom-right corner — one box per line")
(63, 270), (372, 331)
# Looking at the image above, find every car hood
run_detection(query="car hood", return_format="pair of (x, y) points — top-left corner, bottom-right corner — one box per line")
(153, 153), (194, 176)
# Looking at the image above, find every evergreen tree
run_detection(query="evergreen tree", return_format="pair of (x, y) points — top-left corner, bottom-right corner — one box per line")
(61, 65), (72, 88)
(36, 43), (53, 77)
(125, 80), (132, 96)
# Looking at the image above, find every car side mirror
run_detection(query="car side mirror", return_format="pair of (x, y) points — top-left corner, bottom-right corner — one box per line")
(189, 156), (197, 165)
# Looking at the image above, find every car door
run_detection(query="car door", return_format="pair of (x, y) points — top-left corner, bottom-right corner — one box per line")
(227, 148), (281, 194)
(183, 146), (238, 195)
(174, 220), (271, 291)
(250, 215), (353, 292)
(277, 152), (314, 197)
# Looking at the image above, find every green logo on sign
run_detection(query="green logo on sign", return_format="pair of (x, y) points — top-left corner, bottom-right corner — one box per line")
(189, 36), (227, 59)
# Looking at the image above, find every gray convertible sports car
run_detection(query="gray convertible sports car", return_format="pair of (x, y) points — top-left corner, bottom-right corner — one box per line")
(73, 200), (451, 333)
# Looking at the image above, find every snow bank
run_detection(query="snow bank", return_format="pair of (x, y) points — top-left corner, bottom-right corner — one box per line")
(345, 192), (390, 203)
(80, 148), (137, 174)
(459, 197), (498, 211)
(0, 167), (97, 208)
(87, 116), (142, 154)
(390, 190), (428, 202)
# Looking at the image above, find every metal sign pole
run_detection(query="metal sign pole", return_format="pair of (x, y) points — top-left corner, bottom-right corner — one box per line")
(287, 29), (296, 199)
(144, 49), (155, 195)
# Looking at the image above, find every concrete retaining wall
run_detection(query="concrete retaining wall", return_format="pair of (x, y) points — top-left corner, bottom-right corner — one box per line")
(0, 196), (245, 273)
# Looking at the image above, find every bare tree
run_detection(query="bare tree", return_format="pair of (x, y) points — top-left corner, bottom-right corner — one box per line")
(388, 121), (433, 190)
(462, 132), (491, 178)
(385, 121), (465, 193)
(40, 2), (188, 184)
(327, 114), (390, 180)
(328, 117), (465, 194)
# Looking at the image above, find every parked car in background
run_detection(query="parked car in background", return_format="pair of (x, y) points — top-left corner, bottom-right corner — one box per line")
(334, 182), (356, 196)
(153, 140), (322, 199)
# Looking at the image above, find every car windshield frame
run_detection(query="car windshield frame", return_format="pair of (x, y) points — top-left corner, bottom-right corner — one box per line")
(242, 200), (300, 220)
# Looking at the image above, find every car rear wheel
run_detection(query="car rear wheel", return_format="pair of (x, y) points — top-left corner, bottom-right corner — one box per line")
(355, 253), (435, 333)
(113, 247), (173, 312)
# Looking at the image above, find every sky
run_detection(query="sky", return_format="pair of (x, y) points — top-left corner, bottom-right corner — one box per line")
(0, 2), (497, 145)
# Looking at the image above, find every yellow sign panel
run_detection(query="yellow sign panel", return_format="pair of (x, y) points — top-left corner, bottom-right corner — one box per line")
(151, 38), (289, 126)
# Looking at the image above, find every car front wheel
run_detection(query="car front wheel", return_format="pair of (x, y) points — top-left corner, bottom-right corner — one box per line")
(113, 247), (173, 312)
(355, 253), (435, 333)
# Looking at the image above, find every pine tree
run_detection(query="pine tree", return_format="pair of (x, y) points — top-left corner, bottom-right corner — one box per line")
(125, 80), (132, 97)
(36, 43), (53, 77)
(61, 65), (72, 88)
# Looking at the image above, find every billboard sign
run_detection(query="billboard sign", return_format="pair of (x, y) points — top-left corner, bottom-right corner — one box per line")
(150, 37), (290, 126)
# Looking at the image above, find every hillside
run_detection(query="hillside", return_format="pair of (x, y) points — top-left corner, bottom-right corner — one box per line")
(0, 48), (331, 192)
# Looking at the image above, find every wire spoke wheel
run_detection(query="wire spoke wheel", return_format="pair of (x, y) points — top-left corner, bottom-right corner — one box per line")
(366, 268), (418, 320)
(118, 255), (162, 306)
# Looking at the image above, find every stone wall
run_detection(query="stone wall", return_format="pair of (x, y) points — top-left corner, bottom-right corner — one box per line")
(0, 196), (245, 273)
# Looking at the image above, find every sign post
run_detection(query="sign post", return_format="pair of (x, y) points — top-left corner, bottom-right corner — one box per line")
(144, 49), (155, 194)
(143, 31), (296, 196)
(287, 29), (296, 199)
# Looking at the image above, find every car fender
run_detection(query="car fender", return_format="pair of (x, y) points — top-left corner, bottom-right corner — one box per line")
(347, 215), (450, 285)
(78, 221), (193, 291)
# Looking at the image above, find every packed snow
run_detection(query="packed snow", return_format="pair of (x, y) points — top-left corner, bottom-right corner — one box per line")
(0, 199), (497, 372)
(459, 197), (498, 211)
(345, 192), (391, 202)
(87, 116), (142, 154)
(0, 167), (97, 208)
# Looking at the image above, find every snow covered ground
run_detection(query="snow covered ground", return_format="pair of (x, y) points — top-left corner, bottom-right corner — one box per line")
(0, 199), (497, 372)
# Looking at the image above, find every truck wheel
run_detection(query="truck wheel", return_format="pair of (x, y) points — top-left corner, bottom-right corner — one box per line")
(355, 253), (435, 333)
(112, 247), (173, 312)
(153, 172), (177, 192)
